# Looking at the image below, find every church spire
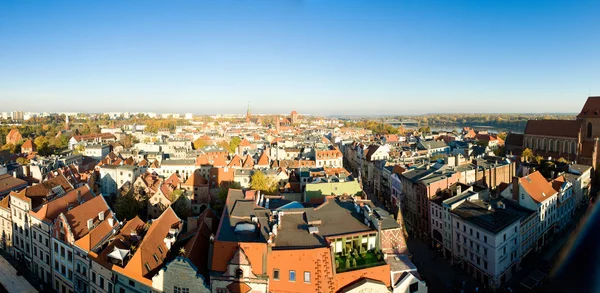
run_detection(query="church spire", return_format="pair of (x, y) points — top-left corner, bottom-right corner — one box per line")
(246, 102), (251, 123)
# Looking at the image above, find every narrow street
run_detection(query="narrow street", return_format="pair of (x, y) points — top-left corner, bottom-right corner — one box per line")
(0, 255), (37, 293)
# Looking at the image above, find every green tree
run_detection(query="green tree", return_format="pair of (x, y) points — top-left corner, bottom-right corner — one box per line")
(521, 148), (533, 162)
(229, 137), (242, 153)
(115, 192), (142, 221)
(250, 171), (278, 194)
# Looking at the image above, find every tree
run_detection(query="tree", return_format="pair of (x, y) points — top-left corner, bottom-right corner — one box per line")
(493, 146), (505, 156)
(558, 157), (568, 163)
(533, 155), (544, 164)
(16, 157), (30, 165)
(250, 171), (278, 194)
(170, 189), (191, 219)
(193, 138), (209, 150)
(418, 126), (431, 133)
(73, 144), (85, 155)
(521, 148), (533, 162)
(497, 132), (508, 141)
(115, 192), (142, 221)
(229, 137), (242, 153)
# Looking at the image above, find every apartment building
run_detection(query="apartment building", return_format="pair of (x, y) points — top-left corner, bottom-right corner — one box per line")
(99, 164), (140, 197)
(210, 189), (411, 293)
(50, 194), (115, 293)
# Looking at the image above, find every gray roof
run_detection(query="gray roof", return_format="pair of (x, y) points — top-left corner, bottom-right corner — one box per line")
(160, 159), (195, 166)
(451, 199), (534, 234)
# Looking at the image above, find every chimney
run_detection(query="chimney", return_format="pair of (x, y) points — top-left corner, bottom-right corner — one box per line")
(77, 190), (82, 203)
(512, 176), (519, 203)
(87, 219), (94, 230)
(98, 211), (105, 221)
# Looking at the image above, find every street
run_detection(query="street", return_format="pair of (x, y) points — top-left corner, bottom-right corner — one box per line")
(0, 255), (37, 293)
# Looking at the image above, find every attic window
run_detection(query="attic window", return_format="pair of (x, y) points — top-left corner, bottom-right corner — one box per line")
(153, 253), (159, 263)
(158, 246), (163, 254)
(144, 262), (151, 272)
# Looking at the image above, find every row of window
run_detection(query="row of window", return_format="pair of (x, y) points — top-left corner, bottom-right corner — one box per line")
(272, 269), (311, 283)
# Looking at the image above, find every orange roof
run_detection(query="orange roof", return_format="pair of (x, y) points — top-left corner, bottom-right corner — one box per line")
(182, 170), (208, 187)
(227, 282), (252, 293)
(65, 195), (114, 251)
(122, 207), (181, 283)
(0, 196), (10, 210)
(228, 154), (243, 168)
(316, 149), (342, 160)
(256, 152), (269, 166)
(242, 154), (254, 168)
(165, 173), (182, 188)
(238, 138), (251, 147)
(30, 185), (95, 223)
(196, 154), (209, 166)
(6, 128), (23, 144)
(520, 171), (557, 203)
(90, 216), (146, 270)
(22, 139), (36, 150)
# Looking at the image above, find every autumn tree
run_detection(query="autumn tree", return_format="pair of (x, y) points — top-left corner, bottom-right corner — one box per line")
(250, 171), (278, 194)
(521, 148), (533, 162)
(193, 138), (210, 150)
(16, 157), (30, 165)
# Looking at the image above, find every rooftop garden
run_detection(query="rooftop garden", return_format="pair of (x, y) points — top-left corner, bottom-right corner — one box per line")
(334, 246), (386, 273)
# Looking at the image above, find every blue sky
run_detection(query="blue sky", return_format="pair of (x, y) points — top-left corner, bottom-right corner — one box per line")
(1, 0), (599, 115)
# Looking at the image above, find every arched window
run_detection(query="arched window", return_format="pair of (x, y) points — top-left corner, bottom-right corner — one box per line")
(236, 268), (244, 278)
(563, 141), (568, 153)
(540, 138), (545, 150)
(571, 141), (577, 154)
(554, 140), (558, 152)
(588, 122), (593, 139)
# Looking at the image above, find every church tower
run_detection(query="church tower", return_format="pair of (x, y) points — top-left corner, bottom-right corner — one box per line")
(246, 102), (251, 123)
(65, 114), (70, 130)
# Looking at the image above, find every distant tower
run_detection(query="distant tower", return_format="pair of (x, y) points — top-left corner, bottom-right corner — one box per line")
(290, 110), (298, 124)
(65, 114), (70, 130)
(246, 102), (251, 123)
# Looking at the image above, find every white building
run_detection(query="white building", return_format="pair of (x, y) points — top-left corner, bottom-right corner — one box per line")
(83, 144), (111, 160)
(99, 164), (140, 197)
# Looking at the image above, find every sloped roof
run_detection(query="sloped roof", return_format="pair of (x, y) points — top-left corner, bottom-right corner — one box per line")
(125, 207), (181, 280)
(30, 185), (95, 223)
(228, 154), (243, 168)
(524, 120), (581, 138)
(256, 152), (269, 166)
(520, 171), (557, 203)
(22, 139), (36, 150)
(577, 96), (600, 118)
(182, 171), (208, 187)
(238, 138), (251, 147)
(242, 154), (254, 168)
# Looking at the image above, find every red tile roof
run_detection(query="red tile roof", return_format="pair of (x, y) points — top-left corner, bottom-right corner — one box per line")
(577, 96), (600, 118)
(238, 138), (251, 147)
(520, 171), (557, 203)
(524, 120), (581, 138)
(256, 152), (269, 166)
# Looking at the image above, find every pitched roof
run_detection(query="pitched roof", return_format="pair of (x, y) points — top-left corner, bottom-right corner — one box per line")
(0, 196), (10, 210)
(22, 175), (74, 209)
(0, 173), (27, 194)
(242, 154), (254, 168)
(238, 138), (251, 147)
(524, 120), (581, 138)
(5, 128), (23, 144)
(22, 139), (36, 150)
(65, 196), (115, 251)
(165, 173), (182, 188)
(256, 152), (269, 166)
(30, 185), (95, 222)
(182, 170), (208, 187)
(577, 96), (600, 118)
(124, 207), (181, 281)
(228, 154), (243, 168)
(520, 171), (557, 203)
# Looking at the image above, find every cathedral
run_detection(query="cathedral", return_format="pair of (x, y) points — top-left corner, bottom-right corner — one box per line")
(520, 96), (600, 168)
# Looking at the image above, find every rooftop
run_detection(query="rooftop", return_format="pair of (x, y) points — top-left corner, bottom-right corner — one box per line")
(452, 198), (534, 234)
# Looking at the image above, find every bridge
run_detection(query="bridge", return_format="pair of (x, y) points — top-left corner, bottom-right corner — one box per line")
(384, 120), (420, 127)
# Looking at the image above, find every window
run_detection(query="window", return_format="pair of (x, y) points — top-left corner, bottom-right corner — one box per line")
(92, 272), (96, 283)
(108, 283), (113, 293)
(174, 287), (189, 293)
(503, 234), (506, 241)
(503, 247), (507, 255)
(469, 228), (472, 236)
(456, 232), (460, 241)
(235, 269), (243, 278)
(129, 280), (135, 287)
(484, 248), (487, 256)
(54, 243), (58, 253)
(484, 236), (487, 243)
(273, 269), (280, 280)
(289, 270), (296, 282)
(68, 269), (72, 280)
(158, 246), (163, 254)
(515, 226), (518, 233)
(61, 247), (65, 257)
(144, 262), (151, 272)
(153, 253), (159, 262)
(304, 271), (311, 283)
(476, 232), (479, 239)
(484, 261), (488, 270)
(409, 283), (419, 293)
(477, 257), (480, 265)
(55, 260), (59, 271)
(68, 251), (72, 262)
(99, 277), (105, 289)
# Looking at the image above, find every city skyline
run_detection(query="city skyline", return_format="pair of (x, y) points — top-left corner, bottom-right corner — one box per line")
(2, 0), (600, 114)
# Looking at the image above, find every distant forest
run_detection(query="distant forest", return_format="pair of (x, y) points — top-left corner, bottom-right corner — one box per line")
(344, 113), (576, 134)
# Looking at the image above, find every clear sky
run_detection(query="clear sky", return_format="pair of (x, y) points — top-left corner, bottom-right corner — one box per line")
(1, 0), (600, 115)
